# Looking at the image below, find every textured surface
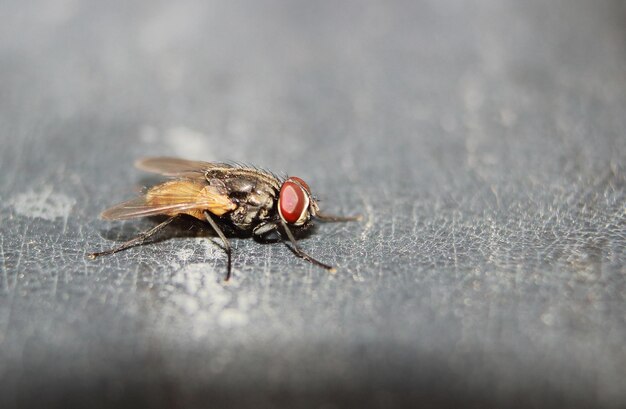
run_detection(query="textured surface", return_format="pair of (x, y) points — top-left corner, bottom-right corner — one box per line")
(1, 0), (626, 407)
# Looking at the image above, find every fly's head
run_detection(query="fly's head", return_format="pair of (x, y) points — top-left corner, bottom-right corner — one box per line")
(277, 176), (319, 227)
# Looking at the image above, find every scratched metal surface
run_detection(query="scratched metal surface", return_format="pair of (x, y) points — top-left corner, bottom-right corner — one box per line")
(1, 0), (626, 408)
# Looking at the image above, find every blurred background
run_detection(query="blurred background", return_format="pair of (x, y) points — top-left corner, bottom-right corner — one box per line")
(1, 0), (625, 407)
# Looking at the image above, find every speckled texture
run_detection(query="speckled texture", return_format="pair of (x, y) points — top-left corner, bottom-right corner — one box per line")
(1, 0), (625, 408)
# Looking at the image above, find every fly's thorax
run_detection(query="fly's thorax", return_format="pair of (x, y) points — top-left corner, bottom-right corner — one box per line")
(229, 192), (276, 229)
(205, 167), (282, 192)
(217, 175), (279, 230)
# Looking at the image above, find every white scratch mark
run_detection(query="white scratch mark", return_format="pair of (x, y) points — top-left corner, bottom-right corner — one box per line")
(390, 198), (396, 240)
(0, 236), (6, 292)
(452, 213), (459, 274)
(168, 238), (223, 272)
(176, 248), (195, 262)
(195, 237), (223, 260)
(359, 192), (374, 242)
(13, 224), (28, 274)
(168, 264), (253, 334)
(10, 186), (75, 231)
(541, 312), (554, 326)
(412, 202), (419, 238)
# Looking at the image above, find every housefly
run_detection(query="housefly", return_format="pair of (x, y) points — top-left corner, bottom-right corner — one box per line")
(88, 157), (360, 280)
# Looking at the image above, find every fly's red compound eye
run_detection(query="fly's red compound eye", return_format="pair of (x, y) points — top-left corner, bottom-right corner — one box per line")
(288, 176), (310, 194)
(278, 178), (310, 225)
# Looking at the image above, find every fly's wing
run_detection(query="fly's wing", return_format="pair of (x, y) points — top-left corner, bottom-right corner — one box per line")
(135, 157), (232, 179)
(101, 180), (236, 220)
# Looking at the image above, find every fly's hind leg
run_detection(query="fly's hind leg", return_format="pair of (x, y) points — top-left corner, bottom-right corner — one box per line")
(88, 216), (179, 259)
(203, 211), (233, 281)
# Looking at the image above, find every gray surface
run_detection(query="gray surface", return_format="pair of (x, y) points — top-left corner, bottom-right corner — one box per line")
(1, 0), (626, 407)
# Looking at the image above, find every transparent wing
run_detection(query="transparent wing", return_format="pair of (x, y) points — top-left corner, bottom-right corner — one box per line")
(101, 198), (210, 220)
(135, 157), (232, 178)
(101, 180), (236, 220)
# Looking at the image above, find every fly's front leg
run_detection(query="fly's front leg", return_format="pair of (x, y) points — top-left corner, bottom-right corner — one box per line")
(279, 220), (335, 272)
(252, 221), (279, 241)
(88, 215), (179, 259)
(204, 211), (233, 281)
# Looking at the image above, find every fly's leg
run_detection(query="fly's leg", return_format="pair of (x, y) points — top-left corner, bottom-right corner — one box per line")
(252, 221), (279, 238)
(279, 220), (336, 273)
(203, 211), (232, 281)
(315, 212), (362, 222)
(252, 221), (281, 243)
(87, 216), (179, 259)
